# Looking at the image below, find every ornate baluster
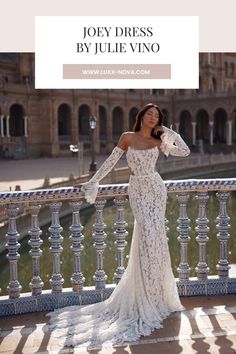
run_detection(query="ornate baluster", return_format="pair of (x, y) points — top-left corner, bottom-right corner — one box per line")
(176, 192), (191, 281)
(28, 204), (44, 295)
(93, 199), (107, 290)
(69, 200), (85, 291)
(5, 204), (22, 298)
(195, 192), (209, 280)
(48, 202), (64, 292)
(113, 196), (128, 284)
(216, 191), (231, 278)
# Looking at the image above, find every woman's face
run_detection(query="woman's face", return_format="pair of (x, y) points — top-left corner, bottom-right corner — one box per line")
(142, 107), (159, 129)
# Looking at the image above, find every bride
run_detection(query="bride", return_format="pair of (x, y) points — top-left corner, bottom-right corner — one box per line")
(47, 102), (190, 351)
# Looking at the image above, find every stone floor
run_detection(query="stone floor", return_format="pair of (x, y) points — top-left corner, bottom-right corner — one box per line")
(0, 295), (236, 354)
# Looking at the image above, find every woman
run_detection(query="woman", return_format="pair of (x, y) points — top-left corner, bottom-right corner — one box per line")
(48, 103), (190, 350)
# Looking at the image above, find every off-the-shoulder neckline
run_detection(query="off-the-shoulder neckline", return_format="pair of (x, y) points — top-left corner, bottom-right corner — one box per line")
(127, 146), (159, 152)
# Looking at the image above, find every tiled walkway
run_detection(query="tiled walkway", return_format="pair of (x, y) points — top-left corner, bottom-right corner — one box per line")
(0, 295), (236, 354)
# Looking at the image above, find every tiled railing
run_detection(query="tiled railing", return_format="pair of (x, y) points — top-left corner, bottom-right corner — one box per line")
(0, 178), (236, 316)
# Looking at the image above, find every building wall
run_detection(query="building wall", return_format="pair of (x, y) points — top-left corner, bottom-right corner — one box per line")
(0, 53), (236, 159)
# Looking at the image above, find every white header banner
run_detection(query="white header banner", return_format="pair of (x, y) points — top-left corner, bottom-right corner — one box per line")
(35, 16), (199, 89)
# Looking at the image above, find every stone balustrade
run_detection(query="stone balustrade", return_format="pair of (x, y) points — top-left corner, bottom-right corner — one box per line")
(0, 178), (236, 316)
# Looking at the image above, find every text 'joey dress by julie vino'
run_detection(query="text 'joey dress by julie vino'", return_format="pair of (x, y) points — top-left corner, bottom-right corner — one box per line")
(47, 127), (190, 351)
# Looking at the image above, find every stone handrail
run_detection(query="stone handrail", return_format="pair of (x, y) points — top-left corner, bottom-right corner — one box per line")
(0, 178), (236, 316)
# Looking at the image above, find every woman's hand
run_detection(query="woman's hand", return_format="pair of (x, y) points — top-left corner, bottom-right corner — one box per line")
(154, 125), (164, 135)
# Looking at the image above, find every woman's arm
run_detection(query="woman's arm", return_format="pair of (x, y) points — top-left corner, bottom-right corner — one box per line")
(80, 136), (126, 204)
(160, 126), (190, 157)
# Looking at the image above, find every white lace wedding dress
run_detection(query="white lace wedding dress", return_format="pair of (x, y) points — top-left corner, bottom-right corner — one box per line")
(47, 127), (190, 351)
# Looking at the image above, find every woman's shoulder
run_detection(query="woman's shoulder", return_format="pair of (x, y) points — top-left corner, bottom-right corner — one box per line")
(117, 132), (133, 150)
(119, 131), (135, 142)
(121, 131), (135, 136)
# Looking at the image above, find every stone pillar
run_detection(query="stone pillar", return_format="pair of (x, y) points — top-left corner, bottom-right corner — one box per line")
(113, 196), (128, 284)
(24, 116), (28, 137)
(93, 199), (107, 290)
(216, 192), (230, 279)
(6, 115), (10, 138)
(192, 121), (197, 145)
(107, 108), (113, 152)
(0, 115), (4, 137)
(226, 120), (232, 145)
(123, 107), (129, 131)
(5, 204), (22, 299)
(28, 204), (44, 296)
(176, 192), (191, 282)
(69, 200), (85, 292)
(195, 192), (209, 280)
(209, 121), (214, 146)
(48, 202), (64, 292)
(71, 96), (78, 145)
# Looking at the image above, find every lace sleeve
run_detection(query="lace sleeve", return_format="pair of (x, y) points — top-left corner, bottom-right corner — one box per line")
(160, 126), (190, 157)
(81, 146), (125, 204)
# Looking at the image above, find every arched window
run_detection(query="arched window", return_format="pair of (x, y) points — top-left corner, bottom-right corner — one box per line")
(9, 104), (25, 137)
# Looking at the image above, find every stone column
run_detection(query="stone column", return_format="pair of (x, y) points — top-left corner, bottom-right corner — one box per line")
(71, 95), (78, 144)
(209, 121), (214, 146)
(24, 116), (28, 137)
(6, 115), (10, 138)
(123, 107), (129, 131)
(226, 120), (232, 145)
(0, 115), (4, 137)
(192, 122), (197, 145)
(107, 108), (113, 152)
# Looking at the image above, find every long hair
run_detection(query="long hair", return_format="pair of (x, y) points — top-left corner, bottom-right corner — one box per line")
(132, 103), (164, 140)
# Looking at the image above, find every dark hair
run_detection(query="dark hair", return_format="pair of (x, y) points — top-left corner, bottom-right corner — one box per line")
(132, 103), (164, 139)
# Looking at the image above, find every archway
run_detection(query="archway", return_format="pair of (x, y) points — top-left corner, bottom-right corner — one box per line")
(99, 105), (107, 149)
(58, 104), (71, 139)
(214, 108), (227, 143)
(112, 106), (123, 143)
(196, 109), (209, 143)
(9, 104), (25, 137)
(78, 104), (91, 140)
(179, 110), (192, 145)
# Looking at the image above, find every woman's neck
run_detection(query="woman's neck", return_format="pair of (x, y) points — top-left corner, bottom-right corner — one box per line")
(137, 127), (152, 138)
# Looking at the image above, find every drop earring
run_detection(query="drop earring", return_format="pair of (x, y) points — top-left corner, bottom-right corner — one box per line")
(140, 120), (142, 128)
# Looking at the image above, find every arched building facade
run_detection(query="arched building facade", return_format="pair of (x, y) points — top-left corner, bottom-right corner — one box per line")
(0, 53), (236, 158)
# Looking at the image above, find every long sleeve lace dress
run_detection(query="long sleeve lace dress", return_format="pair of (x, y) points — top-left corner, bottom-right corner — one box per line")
(47, 127), (190, 351)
